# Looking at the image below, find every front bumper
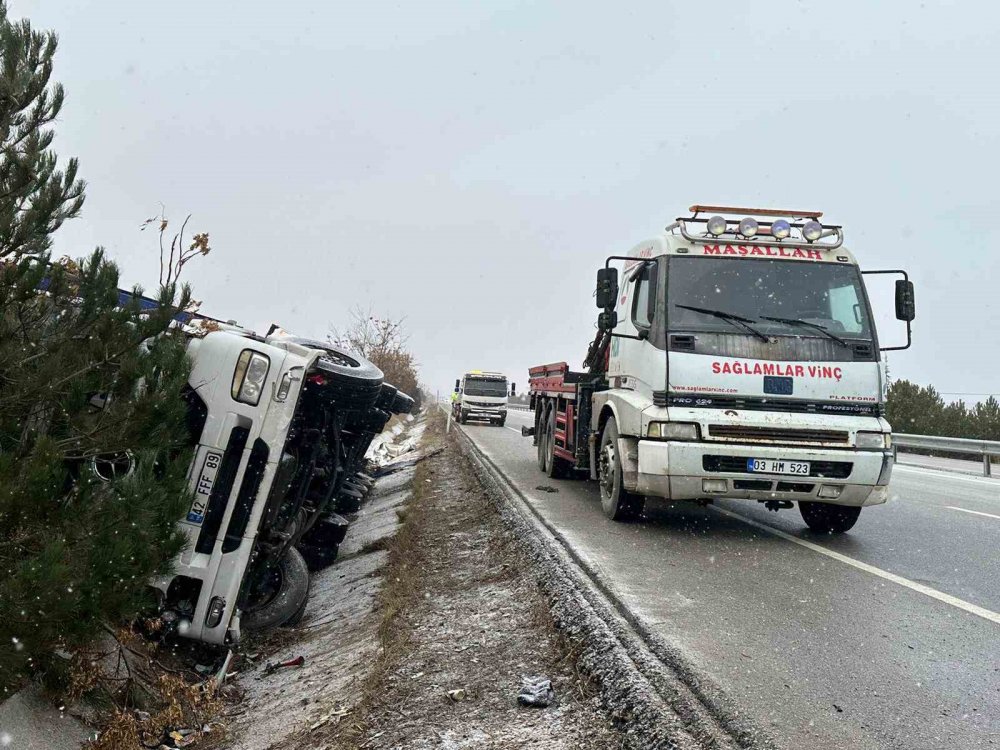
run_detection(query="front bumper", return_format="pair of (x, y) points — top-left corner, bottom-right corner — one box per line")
(635, 440), (892, 507)
(463, 406), (506, 419)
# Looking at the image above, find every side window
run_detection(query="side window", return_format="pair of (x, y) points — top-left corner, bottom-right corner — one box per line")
(828, 284), (864, 334)
(632, 264), (652, 329)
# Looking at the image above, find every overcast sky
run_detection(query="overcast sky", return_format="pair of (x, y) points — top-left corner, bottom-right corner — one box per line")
(16, 1), (1000, 401)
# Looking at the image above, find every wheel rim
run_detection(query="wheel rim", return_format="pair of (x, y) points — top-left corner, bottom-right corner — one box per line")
(546, 419), (555, 469)
(599, 443), (616, 496)
(321, 350), (360, 368)
(245, 563), (284, 612)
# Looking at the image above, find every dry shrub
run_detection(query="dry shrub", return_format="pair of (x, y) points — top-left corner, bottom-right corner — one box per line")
(330, 306), (419, 399)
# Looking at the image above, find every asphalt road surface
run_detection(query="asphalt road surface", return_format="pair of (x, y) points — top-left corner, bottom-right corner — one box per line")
(461, 408), (1000, 750)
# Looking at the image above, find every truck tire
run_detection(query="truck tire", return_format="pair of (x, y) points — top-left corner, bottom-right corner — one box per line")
(598, 417), (644, 521)
(375, 383), (399, 412)
(284, 337), (384, 412)
(536, 404), (550, 472)
(297, 541), (340, 571)
(544, 408), (571, 479)
(241, 547), (310, 632)
(799, 501), (861, 533)
(391, 391), (415, 415)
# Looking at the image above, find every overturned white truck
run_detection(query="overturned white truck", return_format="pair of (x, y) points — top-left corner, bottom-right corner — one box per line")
(152, 326), (412, 645)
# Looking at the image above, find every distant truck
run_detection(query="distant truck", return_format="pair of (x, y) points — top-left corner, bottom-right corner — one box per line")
(525, 205), (915, 534)
(453, 370), (514, 426)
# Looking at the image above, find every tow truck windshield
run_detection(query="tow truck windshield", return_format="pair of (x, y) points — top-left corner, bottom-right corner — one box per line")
(667, 257), (874, 340)
(464, 378), (508, 397)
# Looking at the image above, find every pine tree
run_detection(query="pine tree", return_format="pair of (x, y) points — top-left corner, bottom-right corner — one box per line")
(885, 380), (946, 436)
(0, 4), (194, 696)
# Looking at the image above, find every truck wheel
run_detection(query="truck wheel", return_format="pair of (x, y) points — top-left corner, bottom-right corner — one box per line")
(799, 501), (861, 533)
(391, 391), (415, 415)
(297, 541), (340, 571)
(283, 337), (384, 412)
(241, 547), (310, 631)
(536, 404), (550, 472)
(544, 409), (571, 479)
(598, 417), (644, 521)
(498, 417), (506, 427)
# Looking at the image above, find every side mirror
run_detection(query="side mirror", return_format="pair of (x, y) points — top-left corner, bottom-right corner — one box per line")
(509, 383), (516, 397)
(596, 267), (619, 309)
(862, 269), (913, 351)
(646, 262), (658, 323)
(895, 279), (915, 322)
(454, 379), (460, 391)
(598, 310), (618, 331)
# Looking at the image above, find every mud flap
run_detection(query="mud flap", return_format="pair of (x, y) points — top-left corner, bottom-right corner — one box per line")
(617, 437), (639, 491)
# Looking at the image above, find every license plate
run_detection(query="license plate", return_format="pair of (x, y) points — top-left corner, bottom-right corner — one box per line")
(746, 458), (810, 476)
(187, 451), (222, 524)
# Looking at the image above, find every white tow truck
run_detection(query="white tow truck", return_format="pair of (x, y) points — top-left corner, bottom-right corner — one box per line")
(526, 205), (915, 533)
(453, 370), (514, 426)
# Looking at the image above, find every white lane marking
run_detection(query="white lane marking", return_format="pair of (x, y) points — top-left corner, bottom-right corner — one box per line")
(946, 506), (1000, 521)
(505, 426), (522, 434)
(712, 506), (1000, 627)
(895, 463), (999, 487)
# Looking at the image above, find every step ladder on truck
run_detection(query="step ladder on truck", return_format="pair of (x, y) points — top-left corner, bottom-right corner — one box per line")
(524, 205), (916, 533)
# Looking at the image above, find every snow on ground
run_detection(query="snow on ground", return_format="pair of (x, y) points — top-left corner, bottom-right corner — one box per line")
(219, 417), (425, 750)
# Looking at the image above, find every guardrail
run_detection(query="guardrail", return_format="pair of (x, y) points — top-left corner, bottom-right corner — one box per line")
(894, 433), (1000, 476)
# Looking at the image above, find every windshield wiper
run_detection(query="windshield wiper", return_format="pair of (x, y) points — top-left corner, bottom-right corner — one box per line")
(760, 315), (849, 348)
(674, 304), (770, 343)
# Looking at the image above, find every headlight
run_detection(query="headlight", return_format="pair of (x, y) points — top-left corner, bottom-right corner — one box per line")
(771, 219), (791, 239)
(707, 215), (727, 236)
(232, 349), (271, 405)
(738, 217), (758, 237)
(856, 431), (889, 449)
(647, 421), (700, 440)
(802, 220), (823, 242)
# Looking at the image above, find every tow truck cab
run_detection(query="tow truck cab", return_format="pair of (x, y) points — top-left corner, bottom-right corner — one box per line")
(528, 205), (916, 533)
(453, 370), (514, 426)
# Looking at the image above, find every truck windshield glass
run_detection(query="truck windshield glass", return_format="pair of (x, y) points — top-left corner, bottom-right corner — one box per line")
(667, 257), (873, 339)
(464, 378), (507, 397)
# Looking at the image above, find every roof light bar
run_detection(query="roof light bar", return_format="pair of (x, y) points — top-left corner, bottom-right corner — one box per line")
(676, 205), (844, 250)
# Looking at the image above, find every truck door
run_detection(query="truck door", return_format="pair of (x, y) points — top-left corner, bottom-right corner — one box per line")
(608, 260), (663, 401)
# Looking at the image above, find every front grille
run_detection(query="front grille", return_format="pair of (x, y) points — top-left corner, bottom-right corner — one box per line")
(222, 438), (269, 553)
(708, 424), (849, 445)
(195, 427), (250, 555)
(666, 332), (874, 362)
(703, 455), (853, 479)
(667, 394), (882, 417)
(776, 481), (815, 493)
(733, 480), (771, 491)
(468, 400), (504, 408)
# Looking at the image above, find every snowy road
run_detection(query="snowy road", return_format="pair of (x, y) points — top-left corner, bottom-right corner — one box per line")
(459, 408), (1000, 750)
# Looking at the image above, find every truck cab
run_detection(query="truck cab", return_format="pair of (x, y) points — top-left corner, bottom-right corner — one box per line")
(152, 326), (387, 644)
(529, 205), (915, 534)
(453, 370), (513, 426)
